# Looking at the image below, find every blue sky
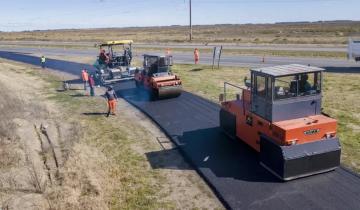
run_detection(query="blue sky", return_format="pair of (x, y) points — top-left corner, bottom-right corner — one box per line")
(0, 0), (359, 31)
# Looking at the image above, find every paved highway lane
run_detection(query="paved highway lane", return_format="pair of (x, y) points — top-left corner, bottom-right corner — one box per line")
(1, 51), (359, 209)
(1, 46), (360, 71)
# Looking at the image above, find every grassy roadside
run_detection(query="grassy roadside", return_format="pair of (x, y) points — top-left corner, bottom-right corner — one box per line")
(21, 63), (175, 208)
(135, 47), (347, 59)
(2, 43), (347, 59)
(0, 59), (223, 209)
(47, 90), (162, 209)
(42, 70), (220, 209)
(172, 64), (360, 173)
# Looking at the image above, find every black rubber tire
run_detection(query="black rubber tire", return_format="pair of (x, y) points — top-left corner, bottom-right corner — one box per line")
(150, 89), (158, 101)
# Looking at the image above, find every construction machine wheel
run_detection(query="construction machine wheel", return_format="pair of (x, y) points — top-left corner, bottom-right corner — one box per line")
(150, 89), (159, 100)
(157, 86), (182, 99)
(260, 135), (341, 181)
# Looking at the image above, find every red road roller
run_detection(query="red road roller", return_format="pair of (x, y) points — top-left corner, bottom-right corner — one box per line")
(135, 54), (182, 99)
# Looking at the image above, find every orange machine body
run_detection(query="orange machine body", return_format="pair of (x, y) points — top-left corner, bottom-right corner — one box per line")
(222, 89), (337, 152)
(135, 73), (182, 90)
(134, 54), (182, 99)
(220, 64), (341, 180)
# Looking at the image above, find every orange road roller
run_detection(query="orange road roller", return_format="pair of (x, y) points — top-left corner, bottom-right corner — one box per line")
(219, 64), (341, 181)
(135, 54), (182, 99)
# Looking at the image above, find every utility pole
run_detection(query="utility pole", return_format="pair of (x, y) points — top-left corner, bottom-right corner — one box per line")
(189, 0), (192, 41)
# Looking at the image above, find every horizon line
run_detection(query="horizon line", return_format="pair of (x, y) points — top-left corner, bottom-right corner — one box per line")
(1, 19), (359, 33)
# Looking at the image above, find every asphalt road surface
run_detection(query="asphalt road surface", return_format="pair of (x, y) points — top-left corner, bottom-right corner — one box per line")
(1, 46), (360, 71)
(0, 51), (359, 209)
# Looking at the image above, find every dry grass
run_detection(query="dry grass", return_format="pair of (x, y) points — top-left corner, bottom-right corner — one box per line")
(0, 61), (55, 209)
(0, 85), (22, 139)
(1, 21), (360, 44)
(0, 59), (222, 209)
(172, 64), (360, 173)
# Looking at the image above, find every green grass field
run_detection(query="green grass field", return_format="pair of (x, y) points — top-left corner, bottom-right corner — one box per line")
(140, 47), (346, 58)
(172, 64), (360, 173)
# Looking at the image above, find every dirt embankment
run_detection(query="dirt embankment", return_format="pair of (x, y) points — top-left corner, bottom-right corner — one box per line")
(0, 60), (223, 209)
(0, 61), (87, 209)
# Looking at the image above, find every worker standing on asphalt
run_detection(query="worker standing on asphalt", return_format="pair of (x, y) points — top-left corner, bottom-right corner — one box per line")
(40, 55), (46, 68)
(124, 48), (130, 66)
(194, 48), (199, 64)
(105, 86), (118, 117)
(128, 48), (133, 65)
(81, 69), (89, 91)
(89, 75), (95, 96)
(99, 49), (107, 65)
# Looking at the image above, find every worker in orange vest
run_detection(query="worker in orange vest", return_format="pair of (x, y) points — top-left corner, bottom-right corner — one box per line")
(81, 69), (89, 91)
(194, 48), (200, 64)
(105, 86), (118, 117)
(166, 48), (171, 56)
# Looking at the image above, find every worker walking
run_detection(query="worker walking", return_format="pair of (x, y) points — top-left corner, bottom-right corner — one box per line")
(40, 55), (46, 68)
(194, 48), (200, 64)
(89, 75), (95, 96)
(81, 69), (89, 91)
(105, 86), (118, 117)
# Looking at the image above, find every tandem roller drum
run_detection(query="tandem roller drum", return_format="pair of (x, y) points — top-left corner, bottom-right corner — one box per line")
(156, 85), (182, 99)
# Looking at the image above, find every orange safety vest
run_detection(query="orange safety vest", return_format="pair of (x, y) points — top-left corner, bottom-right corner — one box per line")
(166, 48), (171, 55)
(194, 50), (199, 60)
(82, 70), (89, 81)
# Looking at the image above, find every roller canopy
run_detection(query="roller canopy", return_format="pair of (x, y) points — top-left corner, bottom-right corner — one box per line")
(98, 40), (133, 47)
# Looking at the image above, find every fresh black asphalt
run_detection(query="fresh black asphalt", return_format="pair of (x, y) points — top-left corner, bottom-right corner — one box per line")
(1, 51), (360, 210)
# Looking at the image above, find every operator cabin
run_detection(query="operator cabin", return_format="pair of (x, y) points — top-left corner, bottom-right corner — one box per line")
(251, 64), (322, 122)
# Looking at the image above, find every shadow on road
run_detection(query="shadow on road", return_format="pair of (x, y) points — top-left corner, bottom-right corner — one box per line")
(65, 78), (83, 85)
(82, 112), (107, 116)
(176, 127), (279, 183)
(146, 149), (192, 170)
(190, 68), (204, 72)
(70, 93), (86, 97)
